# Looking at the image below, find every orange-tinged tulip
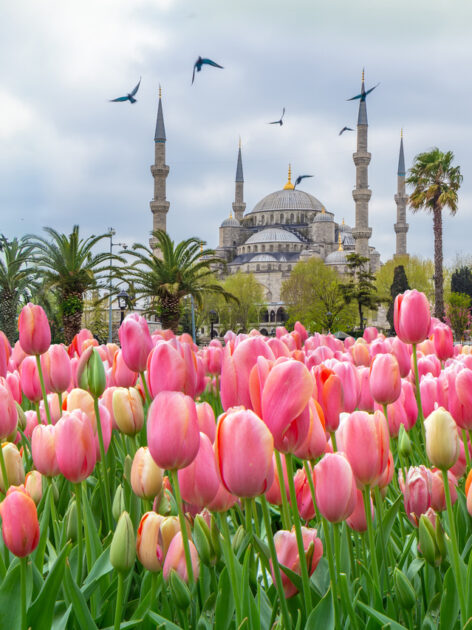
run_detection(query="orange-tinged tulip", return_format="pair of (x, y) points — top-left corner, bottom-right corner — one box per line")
(18, 303), (51, 356)
(293, 400), (327, 460)
(25, 470), (43, 504)
(136, 511), (166, 571)
(163, 532), (200, 583)
(131, 447), (163, 500)
(112, 387), (144, 436)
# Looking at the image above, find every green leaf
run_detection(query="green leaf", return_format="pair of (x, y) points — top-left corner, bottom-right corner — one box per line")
(33, 484), (51, 570)
(215, 566), (234, 630)
(406, 557), (425, 582)
(101, 622), (145, 629)
(0, 561), (21, 630)
(82, 484), (103, 561)
(305, 587), (334, 630)
(439, 567), (459, 630)
(27, 543), (71, 629)
(81, 545), (113, 600)
(147, 611), (184, 629)
(63, 563), (99, 630)
(356, 600), (408, 630)
(278, 562), (303, 593)
(51, 604), (72, 630)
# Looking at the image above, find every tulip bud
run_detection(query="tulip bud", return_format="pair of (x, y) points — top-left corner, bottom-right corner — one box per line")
(112, 388), (144, 436)
(131, 447), (163, 500)
(232, 525), (247, 555)
(394, 568), (416, 610)
(193, 514), (219, 567)
(169, 570), (191, 609)
(123, 454), (133, 485)
(418, 513), (439, 566)
(65, 500), (78, 541)
(112, 485), (126, 522)
(25, 470), (43, 504)
(398, 424), (412, 458)
(110, 511), (136, 574)
(88, 349), (107, 398)
(0, 442), (25, 492)
(424, 408), (460, 470)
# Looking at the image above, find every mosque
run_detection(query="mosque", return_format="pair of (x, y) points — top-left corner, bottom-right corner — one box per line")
(148, 77), (409, 330)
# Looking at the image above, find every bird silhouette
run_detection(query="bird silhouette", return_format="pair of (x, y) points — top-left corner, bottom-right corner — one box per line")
(347, 82), (379, 102)
(268, 108), (285, 126)
(110, 78), (141, 103)
(192, 57), (224, 84)
(339, 126), (354, 136)
(294, 174), (313, 189)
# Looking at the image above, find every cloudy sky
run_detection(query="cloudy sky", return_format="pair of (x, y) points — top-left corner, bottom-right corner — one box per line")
(1, 0), (471, 265)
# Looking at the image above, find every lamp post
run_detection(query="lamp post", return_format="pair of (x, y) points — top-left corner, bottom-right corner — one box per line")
(209, 310), (218, 339)
(117, 290), (129, 324)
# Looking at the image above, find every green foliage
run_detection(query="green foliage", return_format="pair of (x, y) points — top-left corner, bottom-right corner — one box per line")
(386, 265), (410, 333)
(451, 266), (472, 303)
(219, 272), (265, 333)
(445, 292), (472, 340)
(281, 257), (356, 333)
(341, 253), (380, 331)
(62, 294), (83, 317)
(376, 256), (435, 302)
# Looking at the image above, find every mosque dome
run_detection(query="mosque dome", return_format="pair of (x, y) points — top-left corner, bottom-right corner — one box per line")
(325, 249), (347, 264)
(249, 189), (324, 214)
(246, 228), (301, 244)
(313, 210), (334, 222)
(220, 216), (240, 228)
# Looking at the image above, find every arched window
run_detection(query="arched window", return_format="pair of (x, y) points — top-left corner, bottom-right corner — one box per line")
(270, 214), (274, 224)
(279, 214), (283, 223)
(270, 244), (273, 252)
(261, 244), (265, 252)
(290, 213), (294, 223)
(270, 310), (275, 322)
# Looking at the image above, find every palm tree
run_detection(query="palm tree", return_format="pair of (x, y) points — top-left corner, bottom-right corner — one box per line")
(124, 230), (235, 332)
(407, 148), (463, 319)
(0, 236), (36, 344)
(28, 226), (119, 343)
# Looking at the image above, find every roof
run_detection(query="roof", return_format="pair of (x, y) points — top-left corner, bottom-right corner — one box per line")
(245, 228), (301, 244)
(221, 216), (240, 228)
(325, 249), (347, 264)
(398, 136), (405, 176)
(313, 211), (334, 222)
(248, 189), (324, 214)
(236, 147), (244, 182)
(154, 96), (166, 142)
(250, 254), (278, 262)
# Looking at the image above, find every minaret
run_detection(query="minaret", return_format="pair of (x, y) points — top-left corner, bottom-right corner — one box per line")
(394, 130), (409, 258)
(150, 86), (170, 251)
(232, 138), (246, 222)
(352, 69), (372, 258)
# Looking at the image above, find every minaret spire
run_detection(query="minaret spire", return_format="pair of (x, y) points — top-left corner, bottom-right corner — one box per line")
(394, 130), (409, 257)
(352, 69), (372, 259)
(232, 139), (246, 221)
(150, 87), (170, 250)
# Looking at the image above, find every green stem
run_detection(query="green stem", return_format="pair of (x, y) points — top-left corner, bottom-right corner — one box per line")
(58, 391), (63, 410)
(462, 430), (471, 470)
(330, 431), (338, 452)
(321, 516), (339, 626)
(0, 445), (9, 493)
(382, 403), (389, 424)
(285, 453), (312, 615)
(74, 483), (83, 584)
(81, 483), (93, 573)
(274, 451), (291, 529)
(93, 397), (113, 532)
(303, 460), (321, 521)
(442, 468), (466, 625)
(362, 485), (381, 601)
(20, 557), (27, 630)
(170, 469), (194, 587)
(48, 478), (59, 547)
(260, 495), (292, 630)
(114, 572), (125, 630)
(412, 344), (425, 444)
(218, 512), (242, 626)
(244, 498), (252, 535)
(374, 485), (392, 597)
(35, 354), (52, 425)
(140, 371), (152, 406)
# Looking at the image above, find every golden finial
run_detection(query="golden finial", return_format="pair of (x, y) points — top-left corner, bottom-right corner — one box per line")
(342, 217), (345, 225)
(283, 163), (294, 190)
(338, 233), (344, 252)
(159, 84), (162, 99)
(401, 128), (403, 138)
(229, 210), (233, 219)
(362, 68), (365, 82)
(321, 206), (326, 214)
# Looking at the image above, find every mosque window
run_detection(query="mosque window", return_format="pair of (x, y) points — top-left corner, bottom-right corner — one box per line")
(270, 245), (273, 252)
(290, 213), (294, 223)
(256, 264), (260, 271)
(270, 311), (275, 322)
(254, 245), (258, 252)
(270, 214), (274, 223)
(279, 214), (283, 223)
(261, 245), (265, 252)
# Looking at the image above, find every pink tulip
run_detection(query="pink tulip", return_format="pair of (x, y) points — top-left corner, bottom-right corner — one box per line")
(271, 527), (323, 598)
(147, 391), (200, 470)
(293, 466), (315, 521)
(178, 433), (220, 509)
(399, 466), (433, 526)
(112, 350), (138, 388)
(431, 468), (458, 512)
(18, 303), (51, 356)
(40, 394), (62, 425)
(401, 380), (418, 428)
(391, 337), (411, 378)
(6, 371), (22, 404)
(420, 374), (441, 419)
(455, 369), (472, 429)
(215, 407), (274, 498)
(358, 367), (375, 412)
(31, 424), (60, 477)
(342, 410), (390, 488)
(131, 447), (163, 500)
(363, 326), (378, 343)
(346, 488), (372, 532)
(293, 399), (327, 460)
(0, 382), (18, 440)
(450, 436), (468, 479)
(0, 487), (39, 556)
(266, 453), (290, 506)
(0, 332), (10, 379)
(67, 329), (94, 358)
(370, 353), (401, 405)
(314, 453), (357, 523)
(332, 361), (360, 413)
(394, 290), (431, 345)
(94, 404), (112, 461)
(19, 356), (42, 402)
(163, 532), (200, 583)
(23, 410), (39, 440)
(41, 344), (71, 394)
(100, 386), (118, 430)
(195, 402), (216, 443)
(433, 323), (454, 361)
(206, 483), (238, 512)
(10, 341), (27, 370)
(377, 450), (394, 489)
(118, 313), (153, 373)
(349, 342), (370, 367)
(313, 366), (343, 432)
(206, 345), (223, 375)
(147, 342), (186, 398)
(261, 359), (313, 453)
(55, 410), (97, 483)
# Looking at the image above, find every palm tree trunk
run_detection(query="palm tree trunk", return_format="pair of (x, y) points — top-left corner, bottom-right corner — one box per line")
(0, 292), (18, 345)
(433, 205), (444, 320)
(159, 295), (181, 333)
(62, 291), (84, 344)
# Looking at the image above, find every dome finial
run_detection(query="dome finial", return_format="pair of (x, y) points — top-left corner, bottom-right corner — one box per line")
(362, 68), (365, 83)
(239, 135), (242, 149)
(401, 128), (403, 138)
(283, 163), (294, 190)
(338, 233), (344, 251)
(342, 217), (345, 225)
(321, 206), (326, 214)
(229, 210), (233, 219)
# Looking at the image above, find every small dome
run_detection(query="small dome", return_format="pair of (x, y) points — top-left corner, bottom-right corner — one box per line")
(245, 228), (301, 244)
(325, 250), (347, 264)
(313, 211), (334, 223)
(250, 254), (277, 262)
(221, 216), (240, 228)
(248, 189), (324, 214)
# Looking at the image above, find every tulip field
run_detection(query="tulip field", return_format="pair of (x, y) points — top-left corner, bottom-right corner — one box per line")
(3, 290), (472, 629)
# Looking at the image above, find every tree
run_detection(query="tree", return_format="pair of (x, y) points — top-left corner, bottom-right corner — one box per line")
(451, 266), (472, 305)
(125, 230), (235, 333)
(407, 148), (463, 320)
(386, 265), (410, 333)
(28, 226), (117, 343)
(376, 256), (435, 303)
(218, 272), (265, 333)
(0, 236), (36, 344)
(281, 258), (356, 333)
(445, 292), (472, 341)
(82, 290), (109, 343)
(341, 253), (380, 332)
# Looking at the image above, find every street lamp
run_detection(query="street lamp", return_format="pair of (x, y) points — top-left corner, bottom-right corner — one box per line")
(209, 310), (218, 339)
(117, 290), (129, 324)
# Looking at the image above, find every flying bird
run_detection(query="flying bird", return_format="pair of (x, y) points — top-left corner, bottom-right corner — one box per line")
(192, 57), (224, 84)
(110, 78), (141, 103)
(294, 174), (313, 189)
(339, 126), (354, 136)
(268, 108), (285, 126)
(347, 82), (380, 102)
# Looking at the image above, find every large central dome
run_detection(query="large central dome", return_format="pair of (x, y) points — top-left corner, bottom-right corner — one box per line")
(248, 188), (324, 214)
